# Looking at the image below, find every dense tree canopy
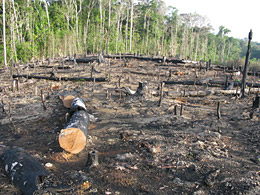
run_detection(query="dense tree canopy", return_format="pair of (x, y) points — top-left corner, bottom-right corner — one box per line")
(0, 0), (259, 66)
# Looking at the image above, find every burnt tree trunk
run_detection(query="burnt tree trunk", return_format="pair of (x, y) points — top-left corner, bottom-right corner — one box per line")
(241, 30), (253, 98)
(253, 94), (259, 109)
(164, 79), (260, 88)
(0, 148), (48, 195)
(13, 75), (106, 82)
(59, 98), (90, 154)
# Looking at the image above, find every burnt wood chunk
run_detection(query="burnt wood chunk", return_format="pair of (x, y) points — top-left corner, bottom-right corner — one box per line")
(136, 81), (148, 96)
(253, 94), (259, 108)
(0, 148), (48, 195)
(70, 98), (87, 113)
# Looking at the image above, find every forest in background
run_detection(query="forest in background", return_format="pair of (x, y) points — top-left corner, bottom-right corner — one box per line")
(1, 0), (260, 67)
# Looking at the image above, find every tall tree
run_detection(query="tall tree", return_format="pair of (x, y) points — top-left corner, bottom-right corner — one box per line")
(3, 0), (7, 69)
(129, 0), (134, 52)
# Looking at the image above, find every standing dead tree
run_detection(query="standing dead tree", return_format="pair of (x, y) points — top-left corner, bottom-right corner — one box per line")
(241, 30), (253, 98)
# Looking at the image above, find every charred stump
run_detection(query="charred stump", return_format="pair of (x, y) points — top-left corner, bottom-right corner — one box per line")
(136, 81), (148, 95)
(253, 94), (259, 109)
(135, 81), (148, 98)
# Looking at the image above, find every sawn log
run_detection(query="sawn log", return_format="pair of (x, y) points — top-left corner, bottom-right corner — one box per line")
(59, 98), (90, 154)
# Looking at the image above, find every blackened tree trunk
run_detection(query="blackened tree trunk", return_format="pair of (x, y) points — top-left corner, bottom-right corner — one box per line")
(0, 148), (48, 195)
(59, 98), (90, 154)
(241, 30), (253, 98)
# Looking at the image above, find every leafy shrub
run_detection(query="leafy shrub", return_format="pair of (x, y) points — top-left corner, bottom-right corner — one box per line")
(16, 42), (34, 62)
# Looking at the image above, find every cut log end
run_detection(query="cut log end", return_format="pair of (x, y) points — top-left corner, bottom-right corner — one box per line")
(59, 128), (86, 154)
(63, 95), (76, 108)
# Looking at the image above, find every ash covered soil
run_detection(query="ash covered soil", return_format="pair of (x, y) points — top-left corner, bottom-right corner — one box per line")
(0, 57), (260, 194)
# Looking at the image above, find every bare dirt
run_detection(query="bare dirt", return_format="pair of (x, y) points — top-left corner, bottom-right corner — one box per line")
(0, 57), (260, 194)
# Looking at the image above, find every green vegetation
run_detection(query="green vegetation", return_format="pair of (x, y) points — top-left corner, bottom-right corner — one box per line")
(0, 0), (259, 68)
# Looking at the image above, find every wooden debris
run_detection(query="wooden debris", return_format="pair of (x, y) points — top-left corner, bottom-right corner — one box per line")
(167, 88), (260, 98)
(86, 150), (99, 168)
(0, 148), (49, 195)
(13, 75), (106, 82)
(217, 102), (221, 119)
(253, 94), (259, 109)
(164, 79), (260, 88)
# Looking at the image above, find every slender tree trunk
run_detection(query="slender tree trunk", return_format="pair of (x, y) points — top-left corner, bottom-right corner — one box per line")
(10, 11), (17, 62)
(125, 6), (129, 52)
(141, 13), (147, 54)
(3, 0), (7, 69)
(119, 19), (123, 52)
(99, 0), (103, 52)
(44, 0), (50, 29)
(189, 31), (194, 59)
(129, 0), (134, 53)
(194, 32), (200, 61)
(173, 20), (178, 56)
(221, 37), (226, 62)
(116, 19), (120, 54)
(146, 19), (150, 55)
(107, 0), (111, 54)
(11, 0), (20, 43)
(170, 25), (174, 56)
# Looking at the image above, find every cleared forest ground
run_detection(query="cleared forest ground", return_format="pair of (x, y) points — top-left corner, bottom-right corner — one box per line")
(0, 56), (260, 194)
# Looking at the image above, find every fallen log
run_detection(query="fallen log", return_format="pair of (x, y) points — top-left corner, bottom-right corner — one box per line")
(164, 80), (260, 88)
(68, 54), (185, 64)
(66, 57), (97, 64)
(0, 148), (49, 195)
(13, 75), (106, 82)
(30, 69), (85, 75)
(59, 98), (89, 154)
(29, 64), (72, 69)
(167, 88), (260, 98)
(215, 65), (260, 76)
(166, 58), (185, 64)
(127, 71), (164, 77)
(104, 54), (185, 64)
(59, 92), (76, 108)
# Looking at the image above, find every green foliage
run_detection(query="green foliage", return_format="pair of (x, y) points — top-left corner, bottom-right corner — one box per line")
(1, 0), (259, 66)
(16, 42), (34, 62)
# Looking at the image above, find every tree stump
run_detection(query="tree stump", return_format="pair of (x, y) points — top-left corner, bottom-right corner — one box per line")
(253, 94), (259, 109)
(136, 81), (148, 96)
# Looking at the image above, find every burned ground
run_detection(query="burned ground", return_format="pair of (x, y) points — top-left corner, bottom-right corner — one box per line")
(0, 57), (260, 194)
